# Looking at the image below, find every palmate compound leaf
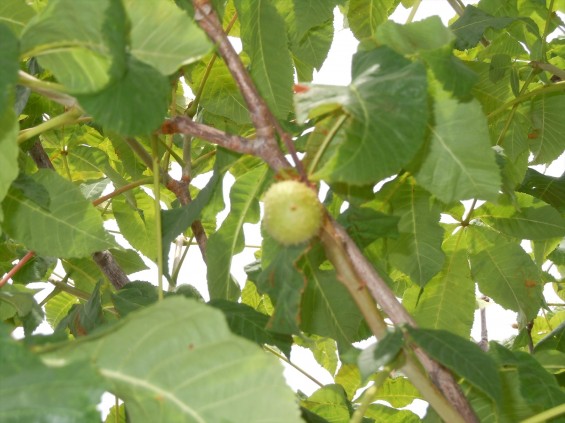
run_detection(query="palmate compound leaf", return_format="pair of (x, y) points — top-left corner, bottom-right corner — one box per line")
(21, 0), (127, 94)
(1, 170), (115, 258)
(0, 325), (105, 423)
(314, 47), (429, 185)
(405, 327), (502, 404)
(412, 93), (502, 203)
(45, 297), (302, 423)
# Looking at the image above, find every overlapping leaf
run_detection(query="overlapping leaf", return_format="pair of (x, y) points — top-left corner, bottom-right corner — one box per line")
(467, 225), (544, 321)
(47, 297), (302, 422)
(0, 107), (18, 230)
(123, 0), (211, 75)
(347, 0), (400, 40)
(314, 47), (428, 184)
(2, 170), (115, 258)
(207, 166), (268, 300)
(527, 93), (565, 164)
(413, 94), (501, 203)
(403, 235), (475, 337)
(21, 0), (127, 94)
(0, 23), (19, 115)
(388, 183), (445, 286)
(0, 0), (35, 36)
(234, 0), (294, 119)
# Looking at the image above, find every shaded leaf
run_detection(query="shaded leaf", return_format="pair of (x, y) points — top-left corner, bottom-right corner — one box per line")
(315, 47), (428, 184)
(2, 170), (115, 258)
(48, 297), (302, 422)
(338, 206), (399, 249)
(0, 284), (44, 335)
(300, 255), (370, 347)
(534, 320), (565, 353)
(111, 281), (159, 317)
(372, 329), (404, 368)
(406, 327), (502, 403)
(45, 290), (78, 329)
(450, 6), (515, 50)
(413, 95), (501, 203)
(207, 166), (268, 300)
(257, 243), (306, 334)
(0, 107), (19, 227)
(77, 57), (169, 136)
(0, 23), (19, 116)
(209, 299), (292, 357)
(402, 235), (475, 337)
(467, 225), (544, 321)
(518, 168), (565, 213)
(388, 183), (445, 287)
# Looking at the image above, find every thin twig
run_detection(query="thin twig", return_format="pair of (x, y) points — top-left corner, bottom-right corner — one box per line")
(0, 251), (35, 288)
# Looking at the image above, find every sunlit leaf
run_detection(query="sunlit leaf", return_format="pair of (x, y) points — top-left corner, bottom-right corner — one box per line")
(301, 384), (351, 422)
(527, 93), (565, 164)
(0, 0), (35, 36)
(347, 0), (400, 40)
(0, 107), (19, 229)
(2, 170), (115, 258)
(21, 0), (127, 94)
(47, 297), (302, 422)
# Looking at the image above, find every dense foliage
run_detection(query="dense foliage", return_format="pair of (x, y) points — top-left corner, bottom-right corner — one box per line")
(1, 0), (564, 422)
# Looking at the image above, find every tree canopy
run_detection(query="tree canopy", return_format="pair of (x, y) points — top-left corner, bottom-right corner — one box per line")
(1, 0), (565, 422)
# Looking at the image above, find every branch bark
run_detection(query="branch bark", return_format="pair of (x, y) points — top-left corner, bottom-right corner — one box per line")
(190, 1), (478, 421)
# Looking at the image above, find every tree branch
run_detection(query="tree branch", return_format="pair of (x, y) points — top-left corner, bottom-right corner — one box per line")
(191, 1), (478, 421)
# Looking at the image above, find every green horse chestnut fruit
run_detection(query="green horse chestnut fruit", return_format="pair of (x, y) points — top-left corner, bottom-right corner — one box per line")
(262, 180), (323, 246)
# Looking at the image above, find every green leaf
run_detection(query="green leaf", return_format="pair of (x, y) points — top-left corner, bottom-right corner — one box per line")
(480, 194), (565, 240)
(421, 47), (479, 100)
(0, 23), (19, 115)
(467, 226), (544, 321)
(257, 243), (306, 334)
(347, 0), (400, 40)
(234, 0), (294, 119)
(77, 57), (169, 136)
(534, 320), (565, 353)
(301, 384), (351, 422)
(46, 291), (78, 329)
(209, 299), (293, 357)
(123, 0), (211, 75)
(48, 297), (302, 422)
(518, 168), (565, 213)
(58, 280), (105, 336)
(21, 0), (127, 94)
(295, 334), (339, 376)
(0, 0), (35, 36)
(113, 188), (159, 262)
(413, 95), (501, 203)
(291, 19), (334, 82)
(334, 363), (361, 400)
(376, 16), (455, 55)
(11, 253), (56, 284)
(527, 93), (565, 164)
(372, 328), (404, 368)
(292, 0), (337, 39)
(0, 332), (105, 423)
(373, 377), (421, 408)
(450, 6), (515, 50)
(0, 284), (44, 335)
(186, 55), (251, 125)
(338, 206), (399, 249)
(315, 47), (428, 184)
(388, 183), (445, 287)
(111, 281), (159, 316)
(365, 403), (420, 423)
(108, 248), (148, 274)
(406, 327), (502, 403)
(300, 255), (370, 347)
(403, 238), (475, 337)
(207, 166), (268, 300)
(0, 107), (19, 227)
(2, 170), (115, 258)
